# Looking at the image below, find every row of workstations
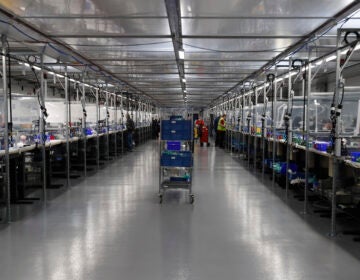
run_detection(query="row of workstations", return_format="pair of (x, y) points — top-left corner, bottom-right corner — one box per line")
(0, 94), (153, 223)
(207, 28), (360, 240)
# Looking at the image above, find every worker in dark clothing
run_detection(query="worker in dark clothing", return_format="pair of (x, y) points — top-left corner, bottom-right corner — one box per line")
(126, 114), (135, 151)
(214, 115), (220, 146)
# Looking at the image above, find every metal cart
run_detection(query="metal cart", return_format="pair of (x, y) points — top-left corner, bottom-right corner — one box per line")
(159, 118), (194, 204)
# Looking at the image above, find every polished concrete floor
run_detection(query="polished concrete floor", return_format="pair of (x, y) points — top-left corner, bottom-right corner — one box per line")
(1, 140), (360, 280)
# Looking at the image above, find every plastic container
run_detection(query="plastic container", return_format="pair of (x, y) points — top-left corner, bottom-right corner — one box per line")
(350, 151), (360, 162)
(161, 120), (192, 140)
(167, 141), (181, 151)
(161, 151), (193, 167)
(313, 141), (330, 152)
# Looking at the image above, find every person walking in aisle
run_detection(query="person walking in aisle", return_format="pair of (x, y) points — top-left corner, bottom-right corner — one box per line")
(126, 114), (135, 152)
(213, 115), (220, 146)
(217, 113), (226, 148)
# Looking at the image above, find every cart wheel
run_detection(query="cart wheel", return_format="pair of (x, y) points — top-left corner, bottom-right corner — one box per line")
(207, 143), (210, 147)
(189, 195), (194, 204)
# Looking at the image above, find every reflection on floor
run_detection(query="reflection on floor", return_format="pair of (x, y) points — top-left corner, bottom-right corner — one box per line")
(0, 140), (360, 280)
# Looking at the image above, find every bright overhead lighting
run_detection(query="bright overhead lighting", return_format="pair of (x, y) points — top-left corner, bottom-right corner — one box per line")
(182, 78), (186, 83)
(341, 49), (349, 55)
(179, 49), (185, 60)
(184, 90), (187, 93)
(315, 60), (323, 66)
(326, 55), (337, 62)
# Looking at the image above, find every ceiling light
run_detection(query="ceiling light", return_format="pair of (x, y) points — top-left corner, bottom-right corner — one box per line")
(325, 55), (337, 62)
(182, 78), (186, 83)
(184, 90), (187, 93)
(315, 60), (323, 66)
(179, 49), (185, 60)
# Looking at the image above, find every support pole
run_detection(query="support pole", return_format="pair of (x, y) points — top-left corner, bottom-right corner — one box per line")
(2, 35), (11, 222)
(96, 88), (100, 169)
(114, 93), (118, 157)
(82, 78), (87, 177)
(40, 54), (47, 203)
(330, 29), (343, 237)
(121, 94), (124, 154)
(304, 60), (311, 214)
(65, 67), (70, 187)
(105, 90), (110, 160)
(285, 61), (293, 195)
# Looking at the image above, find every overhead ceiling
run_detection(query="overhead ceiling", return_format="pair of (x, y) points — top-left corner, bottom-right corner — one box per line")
(0, 0), (359, 108)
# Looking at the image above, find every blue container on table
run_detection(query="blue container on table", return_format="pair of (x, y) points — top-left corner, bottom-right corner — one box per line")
(314, 141), (330, 152)
(351, 151), (360, 162)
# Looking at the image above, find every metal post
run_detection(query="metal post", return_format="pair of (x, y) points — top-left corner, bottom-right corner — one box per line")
(262, 87), (267, 179)
(304, 60), (311, 214)
(248, 96), (252, 167)
(82, 78), (87, 177)
(96, 88), (100, 169)
(253, 88), (258, 171)
(65, 67), (70, 187)
(121, 94), (124, 154)
(285, 61), (292, 198)
(273, 74), (278, 189)
(2, 36), (11, 222)
(114, 94), (118, 157)
(330, 29), (343, 237)
(40, 54), (47, 203)
(105, 90), (110, 160)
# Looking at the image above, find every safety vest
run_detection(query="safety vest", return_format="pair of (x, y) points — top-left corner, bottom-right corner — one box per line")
(217, 117), (226, 131)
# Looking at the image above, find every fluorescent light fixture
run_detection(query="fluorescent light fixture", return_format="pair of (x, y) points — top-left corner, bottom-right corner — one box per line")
(182, 78), (186, 83)
(48, 71), (54, 75)
(315, 60), (323, 66)
(33, 66), (41, 71)
(341, 49), (349, 55)
(56, 73), (63, 78)
(69, 78), (75, 82)
(326, 55), (337, 62)
(184, 90), (187, 93)
(179, 49), (185, 60)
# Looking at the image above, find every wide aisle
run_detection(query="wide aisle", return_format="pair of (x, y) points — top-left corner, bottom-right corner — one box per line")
(1, 140), (360, 280)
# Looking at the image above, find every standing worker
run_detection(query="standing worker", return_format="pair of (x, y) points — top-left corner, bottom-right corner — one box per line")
(126, 114), (135, 152)
(213, 114), (220, 146)
(217, 114), (226, 149)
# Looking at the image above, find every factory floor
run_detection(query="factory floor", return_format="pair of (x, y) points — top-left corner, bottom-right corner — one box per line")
(1, 140), (360, 280)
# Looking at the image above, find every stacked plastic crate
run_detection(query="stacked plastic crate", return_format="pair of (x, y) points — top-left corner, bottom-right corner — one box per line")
(159, 118), (194, 203)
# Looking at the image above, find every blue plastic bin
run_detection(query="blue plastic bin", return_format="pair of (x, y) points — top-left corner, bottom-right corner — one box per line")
(351, 151), (360, 162)
(313, 141), (330, 152)
(161, 120), (192, 140)
(167, 141), (181, 151)
(161, 151), (193, 167)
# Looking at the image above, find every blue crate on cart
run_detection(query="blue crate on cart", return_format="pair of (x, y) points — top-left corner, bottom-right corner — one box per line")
(161, 151), (193, 167)
(169, 115), (184, 121)
(167, 141), (181, 151)
(161, 120), (192, 140)
(351, 151), (360, 162)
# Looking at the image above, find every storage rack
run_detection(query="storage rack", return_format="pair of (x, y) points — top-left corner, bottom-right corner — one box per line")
(206, 27), (360, 240)
(159, 117), (194, 204)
